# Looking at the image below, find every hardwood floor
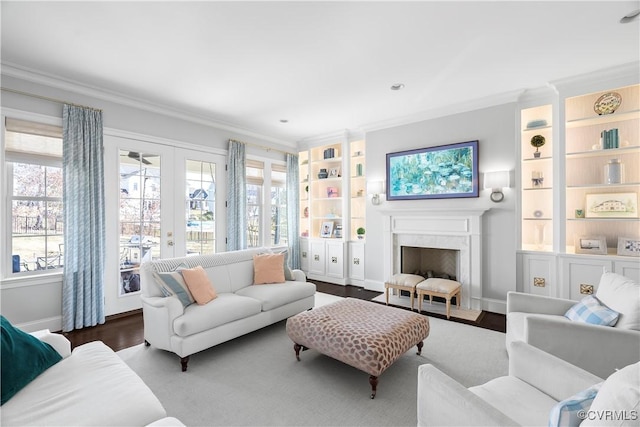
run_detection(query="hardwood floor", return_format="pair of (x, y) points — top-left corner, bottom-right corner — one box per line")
(64, 281), (506, 352)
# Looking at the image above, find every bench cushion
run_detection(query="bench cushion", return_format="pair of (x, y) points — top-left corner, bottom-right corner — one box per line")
(417, 278), (461, 294)
(386, 273), (424, 287)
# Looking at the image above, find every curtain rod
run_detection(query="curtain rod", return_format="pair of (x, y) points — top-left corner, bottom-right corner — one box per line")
(229, 138), (297, 156)
(1, 87), (103, 112)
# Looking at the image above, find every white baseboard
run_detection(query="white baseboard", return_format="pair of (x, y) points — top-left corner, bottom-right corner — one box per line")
(482, 298), (506, 315)
(17, 316), (63, 333)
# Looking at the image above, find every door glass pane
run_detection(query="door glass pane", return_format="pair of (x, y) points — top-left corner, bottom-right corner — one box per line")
(119, 150), (161, 296)
(186, 160), (216, 255)
(247, 184), (261, 248)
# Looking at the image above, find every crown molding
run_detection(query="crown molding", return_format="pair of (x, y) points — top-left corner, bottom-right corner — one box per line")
(359, 89), (524, 134)
(1, 62), (297, 148)
(549, 61), (640, 97)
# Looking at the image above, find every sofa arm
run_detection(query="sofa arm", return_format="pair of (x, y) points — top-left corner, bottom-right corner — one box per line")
(507, 291), (576, 315)
(417, 364), (518, 427)
(291, 269), (306, 282)
(524, 315), (640, 379)
(141, 295), (184, 351)
(509, 341), (603, 402)
(31, 329), (72, 358)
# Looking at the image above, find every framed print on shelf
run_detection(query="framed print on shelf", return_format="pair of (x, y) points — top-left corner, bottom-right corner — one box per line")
(386, 140), (479, 200)
(574, 235), (608, 255)
(585, 192), (638, 218)
(617, 237), (640, 257)
(320, 221), (334, 238)
(328, 167), (340, 178)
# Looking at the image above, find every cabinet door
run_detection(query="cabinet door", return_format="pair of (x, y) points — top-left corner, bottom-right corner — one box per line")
(349, 242), (365, 281)
(299, 238), (309, 272)
(519, 253), (556, 297)
(614, 260), (640, 282)
(325, 241), (345, 279)
(560, 257), (612, 300)
(308, 240), (326, 275)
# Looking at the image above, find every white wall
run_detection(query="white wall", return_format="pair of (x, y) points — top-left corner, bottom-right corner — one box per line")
(364, 103), (518, 311)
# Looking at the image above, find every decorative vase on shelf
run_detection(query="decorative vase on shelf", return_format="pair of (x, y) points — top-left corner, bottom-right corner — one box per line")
(318, 168), (328, 179)
(604, 159), (623, 184)
(534, 223), (546, 249)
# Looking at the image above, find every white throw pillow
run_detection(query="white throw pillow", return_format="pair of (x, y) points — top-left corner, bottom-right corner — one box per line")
(595, 272), (640, 330)
(581, 362), (640, 426)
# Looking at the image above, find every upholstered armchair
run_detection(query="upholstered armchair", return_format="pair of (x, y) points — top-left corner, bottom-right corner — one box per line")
(506, 272), (640, 379)
(417, 341), (605, 426)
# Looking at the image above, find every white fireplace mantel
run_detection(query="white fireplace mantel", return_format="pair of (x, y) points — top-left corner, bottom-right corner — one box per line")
(380, 208), (489, 310)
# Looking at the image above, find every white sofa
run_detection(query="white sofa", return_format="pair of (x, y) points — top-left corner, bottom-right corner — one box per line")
(1, 330), (181, 426)
(140, 247), (316, 371)
(418, 340), (640, 426)
(506, 272), (640, 378)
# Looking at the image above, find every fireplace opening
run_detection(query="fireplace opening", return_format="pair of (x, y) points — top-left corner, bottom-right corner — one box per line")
(400, 246), (459, 306)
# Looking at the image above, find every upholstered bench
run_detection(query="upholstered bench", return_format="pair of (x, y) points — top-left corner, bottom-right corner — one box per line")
(285, 298), (430, 398)
(416, 278), (461, 319)
(384, 273), (425, 310)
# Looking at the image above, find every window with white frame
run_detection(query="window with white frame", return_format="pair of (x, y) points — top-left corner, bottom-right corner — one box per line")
(246, 160), (263, 248)
(270, 164), (287, 246)
(4, 118), (64, 275)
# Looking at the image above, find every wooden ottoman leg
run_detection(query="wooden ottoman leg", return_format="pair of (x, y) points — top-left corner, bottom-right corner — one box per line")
(445, 297), (451, 319)
(294, 343), (302, 361)
(410, 287), (415, 311)
(385, 285), (390, 305)
(369, 375), (378, 399)
(416, 341), (424, 355)
(457, 290), (461, 309)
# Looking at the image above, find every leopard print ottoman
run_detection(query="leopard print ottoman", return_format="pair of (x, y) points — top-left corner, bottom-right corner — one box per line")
(286, 298), (430, 398)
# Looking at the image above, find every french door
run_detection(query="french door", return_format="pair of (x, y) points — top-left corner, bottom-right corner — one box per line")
(104, 134), (225, 316)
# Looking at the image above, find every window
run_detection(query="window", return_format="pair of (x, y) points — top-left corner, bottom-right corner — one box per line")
(5, 118), (64, 275)
(246, 160), (263, 248)
(270, 164), (287, 246)
(186, 159), (216, 255)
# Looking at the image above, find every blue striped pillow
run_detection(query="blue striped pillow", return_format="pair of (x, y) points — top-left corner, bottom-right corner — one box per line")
(564, 295), (619, 326)
(549, 382), (602, 427)
(153, 269), (195, 308)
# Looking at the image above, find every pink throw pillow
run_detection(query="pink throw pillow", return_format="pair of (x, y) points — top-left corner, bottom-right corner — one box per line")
(180, 266), (217, 305)
(253, 253), (285, 285)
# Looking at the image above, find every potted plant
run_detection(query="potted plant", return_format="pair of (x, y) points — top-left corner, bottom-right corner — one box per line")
(356, 227), (365, 239)
(530, 134), (546, 158)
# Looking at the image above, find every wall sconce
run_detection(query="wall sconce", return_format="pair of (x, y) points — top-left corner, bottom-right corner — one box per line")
(484, 171), (510, 203)
(367, 180), (384, 205)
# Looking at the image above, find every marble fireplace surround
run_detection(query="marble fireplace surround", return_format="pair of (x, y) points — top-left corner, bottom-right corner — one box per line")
(380, 208), (488, 310)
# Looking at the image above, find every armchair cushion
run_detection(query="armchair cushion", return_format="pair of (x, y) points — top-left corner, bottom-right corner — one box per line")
(564, 295), (619, 327)
(548, 382), (602, 427)
(582, 361), (640, 426)
(595, 272), (640, 330)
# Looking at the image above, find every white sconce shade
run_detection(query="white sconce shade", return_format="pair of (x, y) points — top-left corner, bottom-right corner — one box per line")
(484, 171), (510, 202)
(367, 180), (385, 205)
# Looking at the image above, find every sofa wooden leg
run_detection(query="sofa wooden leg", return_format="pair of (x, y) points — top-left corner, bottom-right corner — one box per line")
(180, 356), (189, 372)
(369, 375), (378, 399)
(144, 340), (150, 347)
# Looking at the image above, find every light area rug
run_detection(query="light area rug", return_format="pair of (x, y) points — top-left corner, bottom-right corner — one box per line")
(371, 293), (482, 322)
(118, 292), (507, 426)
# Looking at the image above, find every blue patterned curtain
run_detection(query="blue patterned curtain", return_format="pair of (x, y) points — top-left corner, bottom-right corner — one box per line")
(286, 153), (300, 269)
(62, 105), (105, 332)
(226, 140), (247, 251)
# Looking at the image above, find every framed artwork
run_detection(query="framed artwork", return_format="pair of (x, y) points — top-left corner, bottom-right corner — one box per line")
(320, 221), (334, 238)
(585, 192), (638, 218)
(617, 237), (640, 257)
(329, 167), (340, 178)
(386, 140), (479, 200)
(574, 235), (608, 255)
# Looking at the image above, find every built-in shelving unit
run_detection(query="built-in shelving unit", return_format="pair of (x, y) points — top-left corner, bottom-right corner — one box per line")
(564, 84), (639, 255)
(520, 104), (553, 252)
(349, 140), (366, 241)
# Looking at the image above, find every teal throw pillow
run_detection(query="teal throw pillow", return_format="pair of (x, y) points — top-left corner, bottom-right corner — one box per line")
(1, 315), (63, 405)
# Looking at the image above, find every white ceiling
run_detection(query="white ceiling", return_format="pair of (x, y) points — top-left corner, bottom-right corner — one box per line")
(2, 1), (639, 145)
